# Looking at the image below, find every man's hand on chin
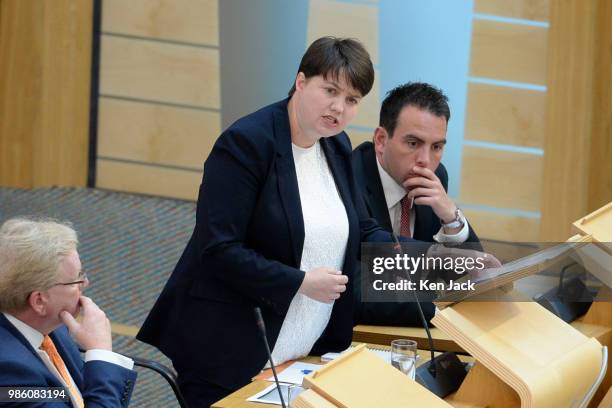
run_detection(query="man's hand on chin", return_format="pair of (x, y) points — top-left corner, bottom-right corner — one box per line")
(403, 165), (456, 222)
(60, 296), (112, 351)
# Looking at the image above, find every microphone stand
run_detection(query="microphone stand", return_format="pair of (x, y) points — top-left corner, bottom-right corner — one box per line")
(390, 233), (436, 374)
(390, 233), (467, 397)
(254, 307), (287, 408)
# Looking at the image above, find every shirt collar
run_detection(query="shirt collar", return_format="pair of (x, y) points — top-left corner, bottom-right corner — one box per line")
(376, 157), (407, 209)
(3, 313), (44, 350)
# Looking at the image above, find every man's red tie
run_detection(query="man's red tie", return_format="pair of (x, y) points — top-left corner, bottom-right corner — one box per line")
(400, 195), (412, 237)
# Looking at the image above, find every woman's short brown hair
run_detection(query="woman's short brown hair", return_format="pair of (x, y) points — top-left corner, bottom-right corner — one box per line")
(288, 37), (374, 98)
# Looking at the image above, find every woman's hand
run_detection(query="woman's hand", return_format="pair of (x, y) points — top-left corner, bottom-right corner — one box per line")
(298, 267), (348, 303)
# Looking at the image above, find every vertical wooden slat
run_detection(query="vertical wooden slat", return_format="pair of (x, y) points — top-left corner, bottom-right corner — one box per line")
(0, 0), (43, 186)
(34, 1), (93, 187)
(0, 0), (92, 188)
(588, 0), (612, 211)
(540, 0), (597, 240)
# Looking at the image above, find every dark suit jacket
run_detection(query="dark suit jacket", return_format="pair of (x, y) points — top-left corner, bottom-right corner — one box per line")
(0, 314), (136, 407)
(351, 141), (481, 326)
(137, 99), (402, 394)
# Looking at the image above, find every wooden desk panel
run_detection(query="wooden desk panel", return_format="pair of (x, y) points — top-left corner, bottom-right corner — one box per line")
(352, 324), (465, 353)
(212, 347), (470, 407)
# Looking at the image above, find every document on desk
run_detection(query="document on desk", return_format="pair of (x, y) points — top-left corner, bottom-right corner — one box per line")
(247, 383), (305, 405)
(435, 241), (584, 305)
(321, 346), (392, 363)
(265, 362), (322, 385)
(471, 242), (577, 284)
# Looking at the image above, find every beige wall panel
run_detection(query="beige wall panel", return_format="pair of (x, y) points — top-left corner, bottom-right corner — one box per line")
(474, 0), (549, 21)
(98, 98), (220, 169)
(100, 35), (220, 108)
(102, 0), (218, 45)
(307, 0), (379, 65)
(351, 69), (379, 129)
(470, 20), (548, 85)
(463, 209), (540, 242)
(347, 128), (374, 149)
(459, 147), (543, 213)
(96, 159), (201, 201)
(465, 83), (546, 148)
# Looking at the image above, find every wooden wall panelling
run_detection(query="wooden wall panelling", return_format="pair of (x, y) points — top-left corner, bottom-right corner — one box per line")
(0, 0), (92, 187)
(459, 146), (543, 213)
(474, 0), (549, 21)
(307, 0), (379, 65)
(99, 35), (220, 108)
(470, 19), (548, 85)
(102, 0), (218, 46)
(96, 159), (202, 201)
(307, 1), (379, 130)
(464, 83), (546, 148)
(0, 0), (41, 186)
(97, 98), (220, 169)
(463, 209), (540, 242)
(352, 69), (379, 130)
(540, 0), (597, 241)
(346, 128), (374, 149)
(35, 1), (93, 187)
(588, 0), (612, 211)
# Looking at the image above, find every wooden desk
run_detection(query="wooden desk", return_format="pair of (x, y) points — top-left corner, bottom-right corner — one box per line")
(352, 302), (610, 355)
(352, 324), (465, 353)
(212, 347), (471, 407)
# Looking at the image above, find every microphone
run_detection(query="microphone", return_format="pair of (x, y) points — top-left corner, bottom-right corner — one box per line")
(390, 233), (467, 398)
(254, 307), (287, 408)
(534, 262), (593, 323)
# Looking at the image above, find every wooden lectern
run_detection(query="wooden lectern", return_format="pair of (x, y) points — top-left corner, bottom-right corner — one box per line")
(433, 300), (605, 407)
(431, 203), (612, 408)
(293, 344), (452, 407)
(571, 202), (612, 406)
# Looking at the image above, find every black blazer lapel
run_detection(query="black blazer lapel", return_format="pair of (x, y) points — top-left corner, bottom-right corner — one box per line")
(360, 143), (393, 231)
(320, 138), (352, 214)
(272, 104), (304, 267)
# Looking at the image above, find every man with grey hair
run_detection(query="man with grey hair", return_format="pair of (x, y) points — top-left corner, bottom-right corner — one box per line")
(0, 217), (137, 407)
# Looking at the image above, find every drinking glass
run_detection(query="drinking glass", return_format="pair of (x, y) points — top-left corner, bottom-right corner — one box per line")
(391, 339), (417, 380)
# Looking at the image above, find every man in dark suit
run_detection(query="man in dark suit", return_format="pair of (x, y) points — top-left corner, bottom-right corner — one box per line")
(352, 82), (481, 326)
(0, 218), (137, 407)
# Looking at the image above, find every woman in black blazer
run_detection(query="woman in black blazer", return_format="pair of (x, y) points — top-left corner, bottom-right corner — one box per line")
(138, 37), (403, 406)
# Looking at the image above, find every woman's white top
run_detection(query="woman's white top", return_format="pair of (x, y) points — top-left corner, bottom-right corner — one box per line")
(268, 141), (349, 366)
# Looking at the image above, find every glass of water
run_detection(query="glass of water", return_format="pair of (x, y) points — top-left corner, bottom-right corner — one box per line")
(391, 339), (417, 380)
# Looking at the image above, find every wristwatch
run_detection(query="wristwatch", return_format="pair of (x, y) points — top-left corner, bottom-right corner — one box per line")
(441, 207), (464, 229)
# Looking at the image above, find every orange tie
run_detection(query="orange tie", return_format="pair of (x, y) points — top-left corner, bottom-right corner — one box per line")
(40, 335), (85, 408)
